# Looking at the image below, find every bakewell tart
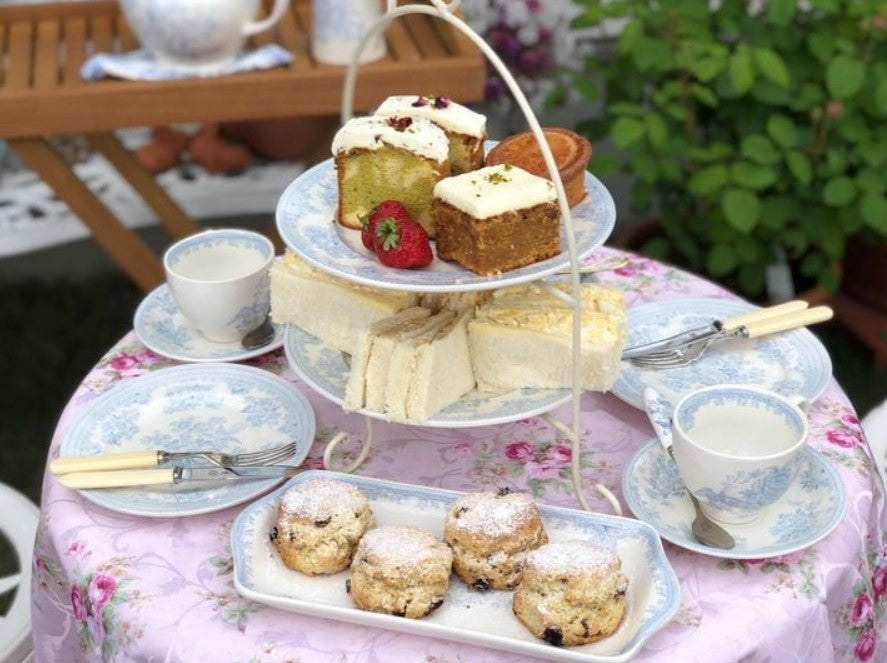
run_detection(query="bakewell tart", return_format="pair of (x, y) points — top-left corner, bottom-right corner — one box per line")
(433, 164), (560, 276)
(270, 251), (419, 355)
(374, 95), (487, 174)
(485, 127), (592, 208)
(332, 114), (450, 236)
(467, 282), (626, 392)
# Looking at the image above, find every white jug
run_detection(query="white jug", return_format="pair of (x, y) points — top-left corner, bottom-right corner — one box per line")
(311, 0), (385, 65)
(120, 0), (290, 69)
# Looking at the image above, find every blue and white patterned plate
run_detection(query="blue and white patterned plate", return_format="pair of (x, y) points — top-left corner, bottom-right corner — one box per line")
(134, 284), (285, 363)
(232, 471), (680, 663)
(58, 364), (315, 517)
(622, 440), (845, 559)
(613, 298), (833, 410)
(283, 325), (571, 428)
(274, 147), (616, 293)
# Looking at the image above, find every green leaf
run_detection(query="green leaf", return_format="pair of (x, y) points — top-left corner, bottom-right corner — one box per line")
(737, 262), (766, 296)
(632, 36), (672, 71)
(766, 114), (799, 149)
(856, 168), (886, 194)
(860, 193), (887, 233)
(752, 47), (791, 88)
(731, 162), (779, 190)
(874, 79), (887, 115)
(611, 117), (646, 149)
(573, 76), (599, 102)
(740, 134), (781, 165)
(608, 102), (646, 117)
(644, 113), (668, 148)
(588, 153), (622, 178)
(694, 57), (725, 83)
(721, 188), (761, 232)
(785, 150), (813, 185)
(688, 165), (730, 196)
(768, 0), (796, 26)
(822, 176), (857, 207)
(630, 152), (659, 183)
(825, 56), (866, 99)
(706, 244), (738, 277)
(617, 18), (642, 54)
(729, 47), (755, 95)
(859, 141), (887, 167)
(691, 83), (719, 108)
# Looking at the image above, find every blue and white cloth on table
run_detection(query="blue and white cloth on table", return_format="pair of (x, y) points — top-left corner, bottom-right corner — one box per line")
(80, 45), (293, 81)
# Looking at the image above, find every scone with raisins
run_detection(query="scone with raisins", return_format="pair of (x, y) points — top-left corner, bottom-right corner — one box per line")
(443, 488), (548, 590)
(348, 525), (453, 619)
(513, 540), (628, 646)
(272, 477), (374, 575)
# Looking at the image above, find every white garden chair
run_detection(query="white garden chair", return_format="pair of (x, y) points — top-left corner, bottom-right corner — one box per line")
(0, 483), (39, 663)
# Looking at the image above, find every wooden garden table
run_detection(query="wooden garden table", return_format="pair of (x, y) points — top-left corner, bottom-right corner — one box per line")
(0, 0), (485, 291)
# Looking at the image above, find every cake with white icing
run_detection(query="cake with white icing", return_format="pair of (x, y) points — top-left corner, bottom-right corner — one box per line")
(432, 164), (560, 275)
(468, 282), (626, 392)
(374, 95), (487, 174)
(332, 114), (450, 235)
(270, 251), (418, 355)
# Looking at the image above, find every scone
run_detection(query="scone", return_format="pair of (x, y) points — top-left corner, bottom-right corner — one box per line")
(347, 525), (453, 618)
(272, 477), (375, 575)
(512, 540), (628, 647)
(444, 488), (548, 590)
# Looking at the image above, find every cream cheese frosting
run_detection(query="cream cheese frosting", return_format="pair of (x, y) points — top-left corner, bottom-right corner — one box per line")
(374, 95), (487, 138)
(433, 164), (557, 219)
(331, 115), (449, 162)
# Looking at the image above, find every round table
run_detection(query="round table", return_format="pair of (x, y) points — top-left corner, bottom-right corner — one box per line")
(31, 248), (887, 662)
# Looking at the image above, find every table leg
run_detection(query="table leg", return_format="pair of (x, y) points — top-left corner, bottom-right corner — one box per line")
(85, 131), (200, 240)
(9, 137), (165, 292)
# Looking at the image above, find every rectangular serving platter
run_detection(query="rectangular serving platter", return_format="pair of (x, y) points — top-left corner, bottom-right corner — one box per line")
(231, 471), (680, 663)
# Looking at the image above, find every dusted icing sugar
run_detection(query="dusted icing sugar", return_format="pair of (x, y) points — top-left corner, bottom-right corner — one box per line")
(374, 95), (487, 138)
(331, 115), (449, 162)
(449, 491), (539, 539)
(280, 478), (366, 521)
(433, 164), (556, 219)
(360, 526), (447, 567)
(526, 540), (619, 575)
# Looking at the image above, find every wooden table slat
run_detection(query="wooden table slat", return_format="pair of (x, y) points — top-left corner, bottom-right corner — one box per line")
(33, 19), (60, 90)
(62, 17), (87, 87)
(0, 22), (8, 89)
(115, 13), (138, 53)
(432, 9), (477, 58)
(0, 1), (116, 23)
(6, 21), (33, 91)
(400, 13), (447, 59)
(292, 0), (316, 65)
(276, 4), (309, 69)
(385, 15), (421, 62)
(89, 14), (114, 57)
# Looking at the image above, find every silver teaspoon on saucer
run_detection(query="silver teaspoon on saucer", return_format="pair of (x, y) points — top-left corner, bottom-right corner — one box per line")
(241, 315), (276, 350)
(642, 387), (735, 550)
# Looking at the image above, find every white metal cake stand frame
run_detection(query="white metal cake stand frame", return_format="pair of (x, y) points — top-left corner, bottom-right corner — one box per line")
(317, 0), (621, 516)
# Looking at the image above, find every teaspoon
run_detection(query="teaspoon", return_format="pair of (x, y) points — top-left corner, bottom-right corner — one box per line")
(241, 315), (276, 350)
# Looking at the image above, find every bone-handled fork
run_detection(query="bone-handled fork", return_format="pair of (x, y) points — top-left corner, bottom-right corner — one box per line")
(50, 441), (297, 475)
(630, 305), (834, 369)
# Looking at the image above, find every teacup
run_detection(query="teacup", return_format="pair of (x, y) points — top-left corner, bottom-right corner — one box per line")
(670, 384), (808, 525)
(164, 229), (274, 343)
(311, 0), (386, 65)
(120, 0), (290, 69)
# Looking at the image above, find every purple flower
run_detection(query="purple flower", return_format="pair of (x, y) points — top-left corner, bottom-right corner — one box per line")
(108, 350), (159, 376)
(453, 442), (474, 458)
(851, 591), (874, 627)
(71, 584), (87, 623)
(88, 574), (117, 612)
(544, 445), (572, 467)
(826, 428), (860, 449)
(66, 541), (87, 557)
(854, 629), (876, 662)
(505, 441), (535, 463)
(873, 566), (887, 600)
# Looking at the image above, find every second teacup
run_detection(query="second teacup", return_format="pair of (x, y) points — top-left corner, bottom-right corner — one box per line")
(670, 384), (808, 525)
(164, 229), (274, 343)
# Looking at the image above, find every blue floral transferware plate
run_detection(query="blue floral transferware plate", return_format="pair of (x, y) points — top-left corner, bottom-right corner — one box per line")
(232, 471), (680, 663)
(58, 364), (314, 517)
(274, 147), (616, 293)
(613, 298), (832, 410)
(622, 440), (845, 559)
(134, 284), (285, 363)
(283, 325), (571, 428)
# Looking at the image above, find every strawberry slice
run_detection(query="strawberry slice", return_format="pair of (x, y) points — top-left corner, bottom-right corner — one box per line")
(361, 200), (412, 253)
(373, 217), (433, 269)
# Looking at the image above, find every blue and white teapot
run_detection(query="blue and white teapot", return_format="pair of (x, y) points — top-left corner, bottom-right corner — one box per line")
(120, 0), (290, 69)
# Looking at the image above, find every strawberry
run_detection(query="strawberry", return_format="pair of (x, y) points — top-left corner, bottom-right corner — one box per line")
(360, 200), (412, 252)
(373, 217), (433, 269)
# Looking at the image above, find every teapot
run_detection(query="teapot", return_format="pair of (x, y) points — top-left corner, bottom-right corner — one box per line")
(120, 0), (290, 69)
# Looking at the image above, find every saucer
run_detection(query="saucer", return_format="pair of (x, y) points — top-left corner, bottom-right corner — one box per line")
(134, 284), (284, 363)
(622, 440), (845, 559)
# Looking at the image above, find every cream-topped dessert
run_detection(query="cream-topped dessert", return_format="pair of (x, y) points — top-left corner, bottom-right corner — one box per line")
(433, 164), (561, 275)
(374, 95), (487, 173)
(331, 115), (449, 162)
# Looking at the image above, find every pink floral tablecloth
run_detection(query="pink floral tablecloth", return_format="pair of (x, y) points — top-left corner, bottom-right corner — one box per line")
(31, 248), (887, 662)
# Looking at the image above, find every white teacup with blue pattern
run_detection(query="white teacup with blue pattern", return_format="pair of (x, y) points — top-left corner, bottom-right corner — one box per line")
(671, 384), (808, 525)
(164, 229), (274, 343)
